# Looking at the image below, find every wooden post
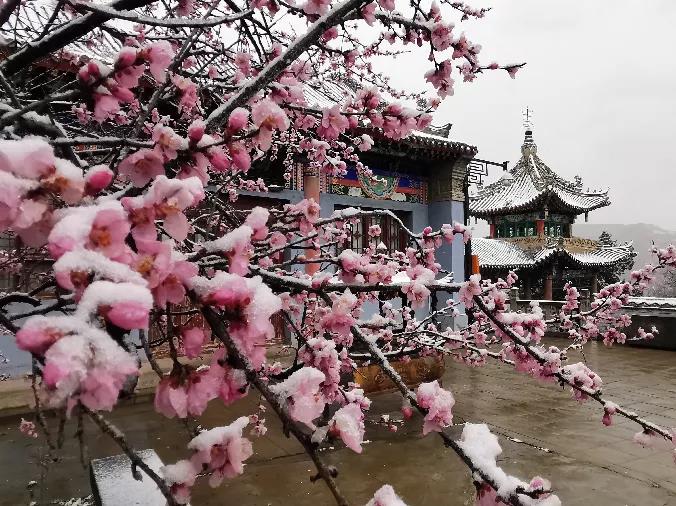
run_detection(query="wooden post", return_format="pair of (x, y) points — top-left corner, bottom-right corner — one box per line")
(303, 166), (320, 276)
(544, 272), (553, 300)
(536, 219), (545, 238)
(591, 271), (598, 294)
(524, 276), (532, 299)
(489, 223), (496, 238)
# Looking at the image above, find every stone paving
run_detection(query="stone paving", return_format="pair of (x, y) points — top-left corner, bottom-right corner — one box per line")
(1, 340), (676, 505)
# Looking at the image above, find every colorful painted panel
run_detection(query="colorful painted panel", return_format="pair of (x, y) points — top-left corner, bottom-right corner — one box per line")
(331, 166), (427, 204)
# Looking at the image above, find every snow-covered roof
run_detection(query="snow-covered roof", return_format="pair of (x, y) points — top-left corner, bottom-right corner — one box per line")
(469, 130), (609, 218)
(472, 237), (633, 270)
(624, 297), (676, 310)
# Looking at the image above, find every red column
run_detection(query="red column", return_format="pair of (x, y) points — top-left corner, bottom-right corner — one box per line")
(303, 167), (320, 276)
(544, 272), (553, 300)
(489, 223), (496, 238)
(536, 219), (545, 238)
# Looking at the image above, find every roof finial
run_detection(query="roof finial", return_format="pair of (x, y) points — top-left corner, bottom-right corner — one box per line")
(523, 106), (534, 139)
(521, 107), (537, 156)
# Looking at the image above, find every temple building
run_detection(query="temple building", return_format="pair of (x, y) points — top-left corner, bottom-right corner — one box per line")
(469, 128), (633, 300)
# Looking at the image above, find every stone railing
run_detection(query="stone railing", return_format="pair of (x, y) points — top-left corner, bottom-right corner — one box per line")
(501, 236), (599, 253)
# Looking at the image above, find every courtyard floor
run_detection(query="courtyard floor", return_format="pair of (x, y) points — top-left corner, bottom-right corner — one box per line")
(1, 339), (676, 505)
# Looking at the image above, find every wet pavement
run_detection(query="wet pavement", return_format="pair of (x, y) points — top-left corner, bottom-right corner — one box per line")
(1, 340), (676, 505)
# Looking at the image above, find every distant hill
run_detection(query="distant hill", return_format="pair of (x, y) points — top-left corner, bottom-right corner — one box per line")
(573, 223), (676, 269)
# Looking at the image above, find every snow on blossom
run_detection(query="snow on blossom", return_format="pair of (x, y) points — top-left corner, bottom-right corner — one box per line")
(402, 265), (435, 308)
(84, 165), (114, 195)
(54, 248), (145, 298)
(270, 367), (326, 425)
(458, 423), (560, 506)
(560, 362), (602, 402)
(42, 328), (138, 411)
(228, 107), (249, 131)
(329, 403), (365, 453)
(320, 289), (357, 344)
(144, 41), (174, 82)
(459, 273), (482, 307)
(299, 337), (341, 400)
(190, 273), (281, 368)
(76, 280), (153, 329)
(203, 225), (254, 275)
(415, 380), (454, 435)
(161, 459), (198, 505)
(244, 206), (269, 241)
(251, 99), (289, 150)
(187, 416), (253, 487)
(366, 484), (407, 506)
(602, 401), (618, 426)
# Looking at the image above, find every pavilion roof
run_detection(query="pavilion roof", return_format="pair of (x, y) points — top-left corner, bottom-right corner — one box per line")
(469, 130), (609, 218)
(472, 237), (633, 271)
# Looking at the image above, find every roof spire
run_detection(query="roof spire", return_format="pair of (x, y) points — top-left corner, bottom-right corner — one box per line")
(521, 106), (537, 156)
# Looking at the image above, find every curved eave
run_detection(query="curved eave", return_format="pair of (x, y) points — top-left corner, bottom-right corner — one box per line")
(470, 187), (610, 218)
(474, 238), (633, 271)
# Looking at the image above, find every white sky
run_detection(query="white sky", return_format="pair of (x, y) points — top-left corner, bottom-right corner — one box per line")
(379, 0), (676, 228)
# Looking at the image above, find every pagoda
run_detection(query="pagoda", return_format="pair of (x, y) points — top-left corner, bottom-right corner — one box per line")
(469, 127), (633, 300)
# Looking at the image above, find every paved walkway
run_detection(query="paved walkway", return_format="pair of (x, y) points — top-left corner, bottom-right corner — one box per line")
(1, 340), (676, 505)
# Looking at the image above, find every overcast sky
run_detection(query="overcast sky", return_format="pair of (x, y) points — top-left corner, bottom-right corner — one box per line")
(381, 0), (676, 229)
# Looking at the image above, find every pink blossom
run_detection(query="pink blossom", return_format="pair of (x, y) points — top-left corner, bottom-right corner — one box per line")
(85, 165), (114, 195)
(0, 138), (55, 179)
(16, 318), (64, 355)
(228, 107), (249, 131)
(415, 380), (454, 435)
(251, 99), (289, 150)
(118, 149), (165, 187)
(42, 332), (138, 411)
(317, 105), (349, 140)
(270, 367), (326, 425)
(302, 0), (331, 15)
(459, 274), (482, 307)
(367, 485), (407, 506)
(104, 300), (151, 329)
(187, 416), (253, 487)
(171, 75), (199, 114)
(208, 349), (249, 404)
(181, 327), (208, 359)
(329, 403), (365, 453)
(429, 22), (453, 51)
(244, 206), (269, 241)
(321, 289), (357, 343)
(87, 208), (131, 259)
(145, 41), (174, 82)
(154, 368), (219, 418)
(19, 418), (38, 438)
(161, 459), (198, 505)
(229, 142), (251, 173)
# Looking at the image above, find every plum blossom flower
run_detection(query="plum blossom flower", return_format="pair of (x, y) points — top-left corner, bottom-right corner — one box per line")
(317, 105), (349, 140)
(118, 149), (165, 187)
(320, 289), (357, 344)
(187, 416), (253, 487)
(459, 274), (482, 307)
(329, 403), (365, 453)
(181, 327), (208, 359)
(561, 362), (602, 402)
(144, 41), (174, 82)
(270, 367), (326, 426)
(154, 367), (219, 418)
(251, 99), (289, 150)
(19, 418), (38, 438)
(42, 330), (138, 411)
(161, 459), (198, 505)
(366, 485), (407, 506)
(415, 380), (454, 435)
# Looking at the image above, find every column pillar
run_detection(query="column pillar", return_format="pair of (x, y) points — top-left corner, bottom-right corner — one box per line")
(591, 271), (598, 294)
(524, 276), (532, 299)
(303, 166), (320, 276)
(544, 272), (553, 300)
(489, 223), (496, 238)
(536, 219), (545, 238)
